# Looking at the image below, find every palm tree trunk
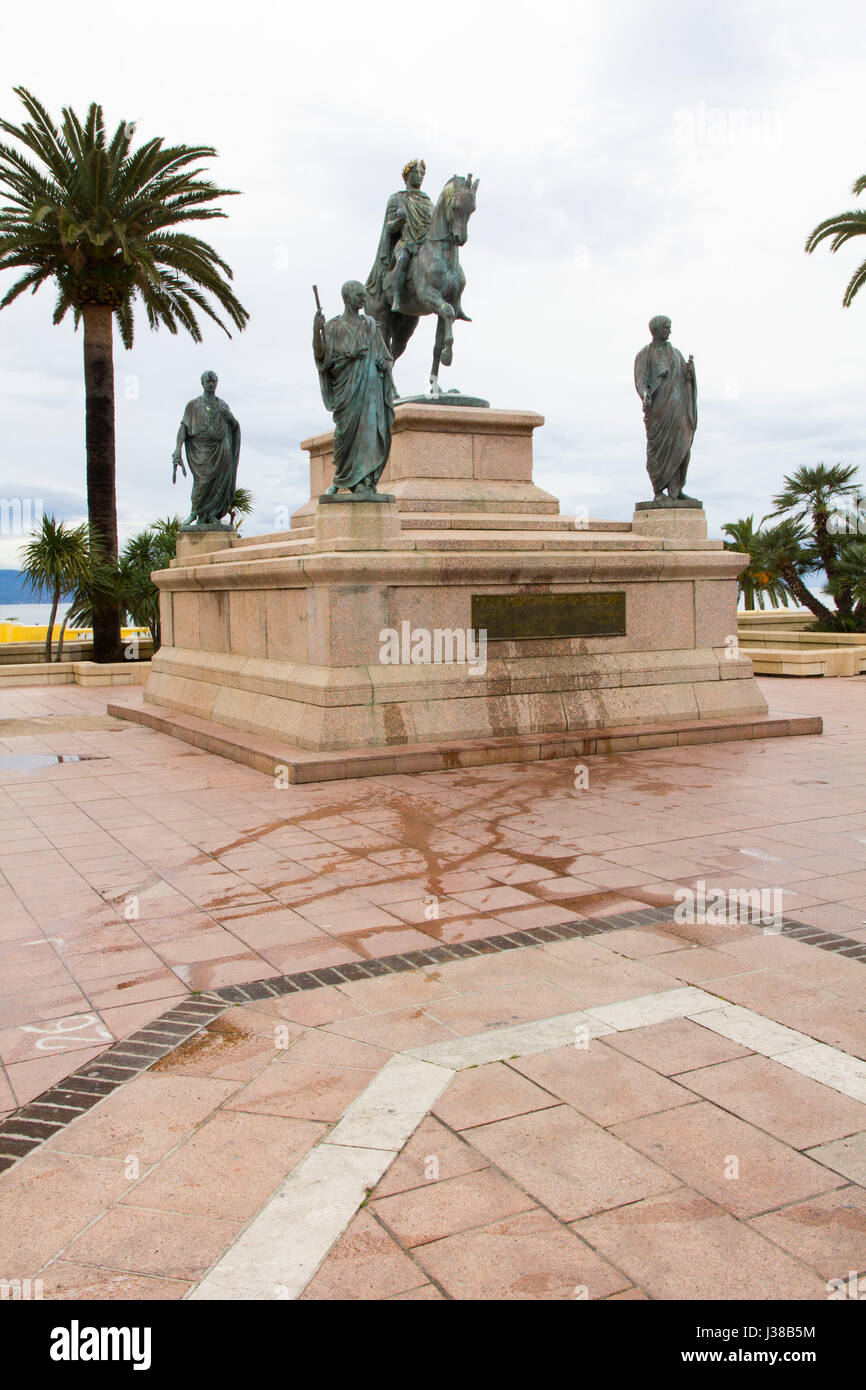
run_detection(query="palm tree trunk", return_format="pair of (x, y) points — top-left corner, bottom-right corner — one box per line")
(45, 583), (59, 662)
(56, 608), (71, 662)
(780, 565), (833, 621)
(82, 305), (121, 661)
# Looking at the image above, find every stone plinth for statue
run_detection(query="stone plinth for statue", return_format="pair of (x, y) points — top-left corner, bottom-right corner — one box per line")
(292, 405), (559, 521)
(175, 530), (239, 563)
(110, 401), (804, 781)
(631, 504), (708, 540)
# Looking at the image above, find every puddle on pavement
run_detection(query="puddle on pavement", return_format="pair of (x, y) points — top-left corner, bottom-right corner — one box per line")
(0, 753), (107, 773)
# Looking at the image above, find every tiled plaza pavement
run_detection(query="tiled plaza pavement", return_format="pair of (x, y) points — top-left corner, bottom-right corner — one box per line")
(0, 675), (865, 1298)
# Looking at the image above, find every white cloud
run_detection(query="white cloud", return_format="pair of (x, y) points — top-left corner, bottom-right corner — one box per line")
(0, 0), (864, 557)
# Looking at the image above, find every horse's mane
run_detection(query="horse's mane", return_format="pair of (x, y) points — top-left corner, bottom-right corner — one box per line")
(438, 175), (468, 215)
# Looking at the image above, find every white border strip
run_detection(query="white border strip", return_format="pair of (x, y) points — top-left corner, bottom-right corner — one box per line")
(189, 987), (866, 1300)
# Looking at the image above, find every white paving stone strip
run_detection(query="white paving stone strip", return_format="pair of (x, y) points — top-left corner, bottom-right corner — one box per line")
(324, 1056), (453, 1150)
(404, 1010), (613, 1070)
(775, 1042), (866, 1105)
(586, 986), (718, 1031)
(189, 1144), (393, 1301)
(686, 1003), (821, 1056)
(187, 982), (866, 1300)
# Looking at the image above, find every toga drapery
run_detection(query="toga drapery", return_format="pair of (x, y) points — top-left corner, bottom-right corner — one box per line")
(318, 314), (394, 490)
(177, 396), (240, 522)
(365, 188), (433, 302)
(634, 341), (697, 495)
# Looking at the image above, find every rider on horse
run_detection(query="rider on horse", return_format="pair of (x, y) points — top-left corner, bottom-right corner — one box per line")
(366, 159), (433, 314)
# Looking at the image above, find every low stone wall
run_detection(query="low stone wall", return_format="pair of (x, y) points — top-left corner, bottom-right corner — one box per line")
(0, 661), (151, 687)
(737, 610), (814, 631)
(742, 646), (866, 677)
(0, 638), (153, 665)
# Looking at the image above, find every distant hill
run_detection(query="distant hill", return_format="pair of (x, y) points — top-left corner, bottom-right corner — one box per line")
(0, 571), (71, 604)
(0, 571), (36, 603)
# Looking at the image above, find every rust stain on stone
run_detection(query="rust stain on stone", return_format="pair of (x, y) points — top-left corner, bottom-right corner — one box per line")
(152, 1015), (246, 1070)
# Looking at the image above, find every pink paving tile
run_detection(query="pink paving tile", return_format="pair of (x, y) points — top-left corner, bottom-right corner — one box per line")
(166, 952), (274, 992)
(749, 1186), (866, 1280)
(0, 1150), (132, 1275)
(573, 1189), (828, 1300)
(423, 980), (583, 1036)
(372, 1167), (537, 1247)
(300, 1208), (430, 1300)
(0, 983), (90, 1030)
(279, 1027), (393, 1070)
(207, 906), (321, 950)
(0, 1070), (14, 1111)
(224, 1058), (377, 1122)
(672, 1053), (866, 1149)
(63, 1205), (241, 1280)
(432, 1062), (559, 1130)
(42, 1073), (240, 1164)
(84, 967), (192, 1011)
(334, 968), (458, 1014)
(599, 926), (699, 958)
(250, 936), (364, 976)
(413, 1207), (630, 1300)
(374, 1116), (489, 1198)
(612, 1102), (843, 1219)
(328, 924), (443, 958)
(5, 1045), (107, 1108)
(433, 914), (519, 943)
(241, 984), (365, 1027)
(0, 1011), (113, 1065)
(152, 1007), (303, 1081)
(512, 1040), (696, 1127)
(122, 1110), (325, 1220)
(37, 1261), (191, 1300)
(602, 1017), (753, 1075)
(97, 994), (187, 1041)
(643, 945), (755, 983)
(324, 1006), (459, 1052)
(533, 947), (680, 1007)
(464, 1104), (680, 1221)
(776, 999), (866, 1062)
(151, 926), (251, 965)
(450, 885), (540, 912)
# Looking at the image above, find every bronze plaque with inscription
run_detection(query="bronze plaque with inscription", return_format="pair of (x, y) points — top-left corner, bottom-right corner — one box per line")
(471, 592), (626, 641)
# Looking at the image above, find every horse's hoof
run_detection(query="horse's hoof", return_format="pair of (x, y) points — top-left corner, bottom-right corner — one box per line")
(441, 348), (453, 367)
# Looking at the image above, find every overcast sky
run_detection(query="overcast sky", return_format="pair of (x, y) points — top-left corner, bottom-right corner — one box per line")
(1, 0), (864, 568)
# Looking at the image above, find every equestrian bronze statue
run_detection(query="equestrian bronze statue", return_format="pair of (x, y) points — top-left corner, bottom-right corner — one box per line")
(365, 159), (479, 398)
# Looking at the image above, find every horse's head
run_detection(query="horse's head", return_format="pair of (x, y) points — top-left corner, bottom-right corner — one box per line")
(441, 173), (479, 246)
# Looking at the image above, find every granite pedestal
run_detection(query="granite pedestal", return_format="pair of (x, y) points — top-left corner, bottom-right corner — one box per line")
(115, 405), (814, 780)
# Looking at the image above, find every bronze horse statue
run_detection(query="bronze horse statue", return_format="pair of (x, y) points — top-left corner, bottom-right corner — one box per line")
(365, 174), (479, 397)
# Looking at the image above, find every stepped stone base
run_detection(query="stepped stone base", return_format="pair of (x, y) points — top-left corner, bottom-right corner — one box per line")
(109, 693), (821, 784)
(125, 401), (812, 775)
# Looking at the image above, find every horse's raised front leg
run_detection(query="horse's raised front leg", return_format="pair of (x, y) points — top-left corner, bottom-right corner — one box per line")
(429, 302), (454, 395)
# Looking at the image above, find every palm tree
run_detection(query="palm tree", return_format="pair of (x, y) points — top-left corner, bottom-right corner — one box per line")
(806, 172), (866, 307)
(769, 463), (859, 616)
(228, 486), (255, 532)
(722, 516), (789, 610)
(826, 540), (866, 620)
(0, 88), (249, 661)
(118, 518), (180, 649)
(754, 519), (833, 622)
(20, 514), (91, 661)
